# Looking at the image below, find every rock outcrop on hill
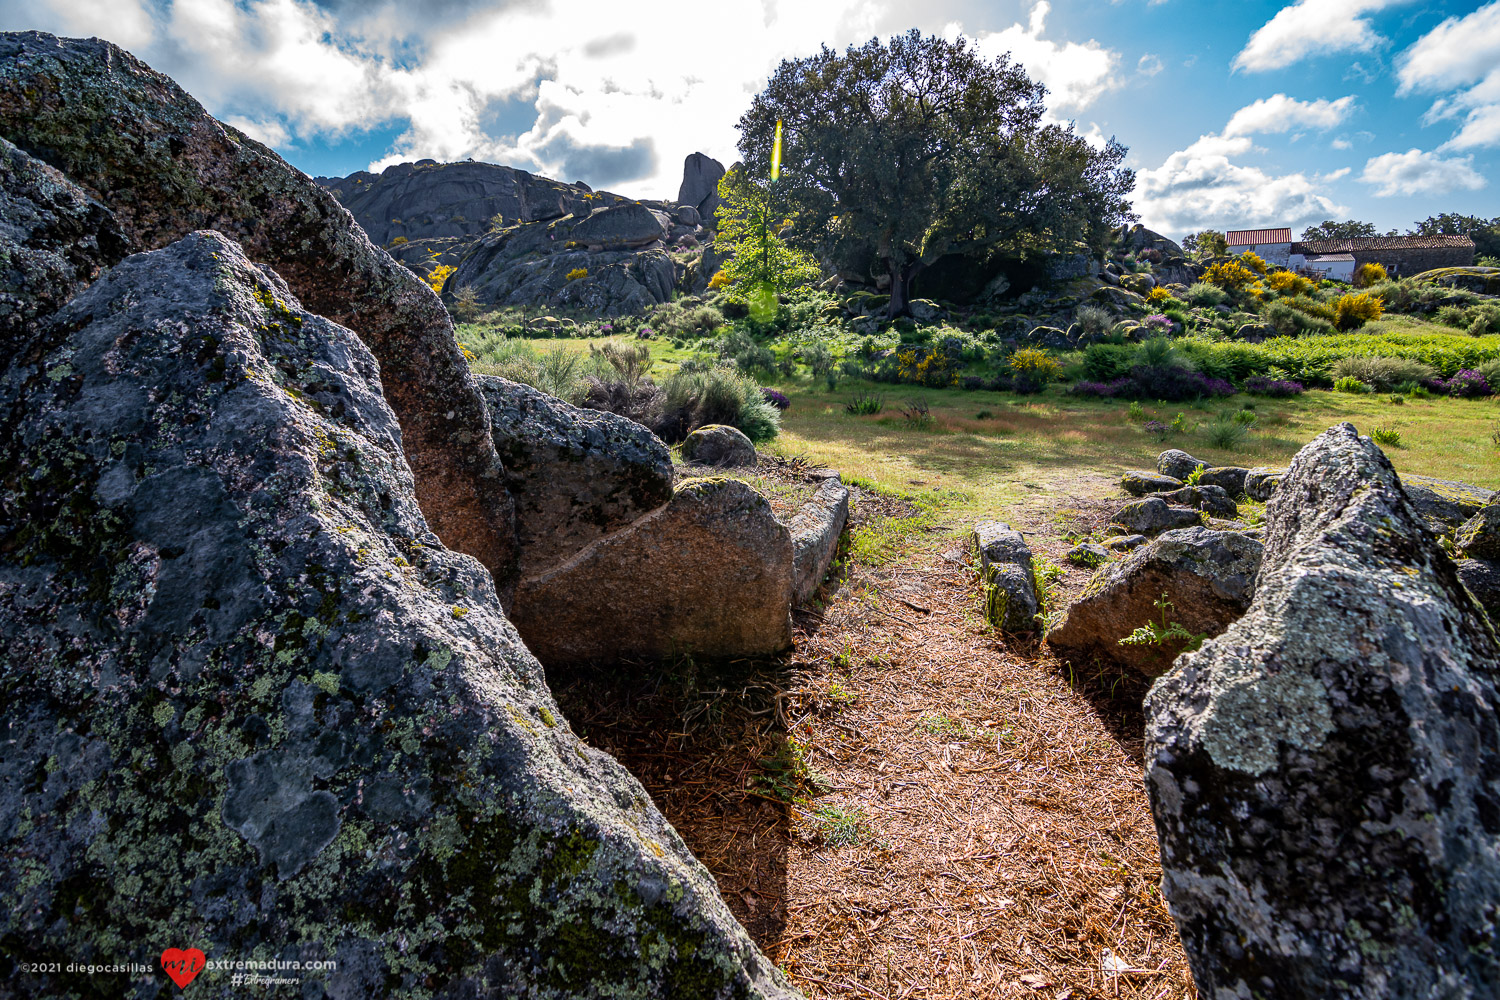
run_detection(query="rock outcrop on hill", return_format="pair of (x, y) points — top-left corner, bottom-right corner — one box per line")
(315, 159), (596, 246)
(0, 30), (520, 596)
(0, 136), (130, 357)
(0, 231), (797, 1000)
(678, 151), (726, 221)
(1145, 424), (1500, 998)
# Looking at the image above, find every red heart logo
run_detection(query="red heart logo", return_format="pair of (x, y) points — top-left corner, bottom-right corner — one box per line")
(160, 948), (206, 989)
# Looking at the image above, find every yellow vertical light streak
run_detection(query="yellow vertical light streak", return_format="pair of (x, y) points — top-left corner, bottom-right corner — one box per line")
(770, 119), (783, 182)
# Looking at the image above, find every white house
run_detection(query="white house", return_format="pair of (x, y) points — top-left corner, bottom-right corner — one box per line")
(1290, 252), (1355, 283)
(1226, 228), (1292, 267)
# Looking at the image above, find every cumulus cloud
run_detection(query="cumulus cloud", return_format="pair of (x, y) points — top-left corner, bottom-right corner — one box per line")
(1360, 148), (1487, 197)
(1222, 93), (1355, 136)
(970, 2), (1118, 111)
(1132, 131), (1345, 238)
(1397, 1), (1500, 150)
(1233, 0), (1406, 73)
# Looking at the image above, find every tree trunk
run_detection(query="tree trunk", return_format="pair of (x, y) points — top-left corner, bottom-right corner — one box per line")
(886, 258), (926, 320)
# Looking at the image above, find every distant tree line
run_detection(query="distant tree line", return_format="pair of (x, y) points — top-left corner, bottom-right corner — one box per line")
(1182, 215), (1500, 263)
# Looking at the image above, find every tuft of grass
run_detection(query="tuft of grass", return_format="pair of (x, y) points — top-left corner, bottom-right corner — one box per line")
(1203, 416), (1249, 449)
(845, 390), (884, 415)
(806, 804), (873, 848)
(1371, 426), (1402, 447)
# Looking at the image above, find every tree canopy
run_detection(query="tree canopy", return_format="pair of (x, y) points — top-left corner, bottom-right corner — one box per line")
(1301, 219), (1379, 242)
(712, 164), (821, 293)
(1182, 230), (1228, 260)
(734, 30), (1135, 316)
(1409, 213), (1500, 260)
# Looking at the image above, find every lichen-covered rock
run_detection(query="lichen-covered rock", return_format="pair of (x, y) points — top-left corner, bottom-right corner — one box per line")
(1456, 503), (1500, 561)
(476, 375), (672, 578)
(789, 475), (849, 605)
(1196, 466), (1248, 496)
(1121, 470), (1182, 496)
(1456, 558), (1500, 623)
(1402, 473), (1496, 534)
(1243, 466), (1285, 501)
(1105, 533), (1148, 552)
(1157, 484), (1238, 519)
(1156, 449), (1210, 480)
(1047, 527), (1261, 676)
(0, 232), (796, 1000)
(678, 151), (725, 219)
(1066, 542), (1110, 567)
(0, 31), (519, 595)
(571, 202), (670, 248)
(971, 522), (1040, 633)
(681, 423), (758, 467)
(1110, 496), (1205, 536)
(0, 135), (130, 358)
(510, 478), (794, 664)
(1145, 423), (1500, 999)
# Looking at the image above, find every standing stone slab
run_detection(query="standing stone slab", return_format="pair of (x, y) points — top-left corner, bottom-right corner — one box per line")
(1145, 423), (1500, 999)
(510, 478), (795, 664)
(789, 475), (850, 605)
(0, 31), (519, 597)
(477, 374), (672, 578)
(0, 233), (798, 1000)
(971, 522), (1040, 632)
(1047, 527), (1261, 676)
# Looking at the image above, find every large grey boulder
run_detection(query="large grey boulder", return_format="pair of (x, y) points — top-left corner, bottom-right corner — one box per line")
(678, 151), (725, 220)
(572, 202), (669, 248)
(1456, 503), (1500, 560)
(1145, 423), (1500, 999)
(1196, 466), (1248, 496)
(1110, 496), (1205, 536)
(476, 375), (673, 578)
(1402, 473), (1495, 533)
(510, 478), (794, 665)
(1457, 558), (1500, 622)
(789, 475), (850, 605)
(0, 232), (796, 1000)
(681, 423), (757, 467)
(1047, 527), (1261, 676)
(1157, 484), (1238, 519)
(971, 522), (1041, 632)
(1156, 448), (1210, 480)
(0, 31), (519, 598)
(0, 135), (129, 357)
(1121, 470), (1182, 496)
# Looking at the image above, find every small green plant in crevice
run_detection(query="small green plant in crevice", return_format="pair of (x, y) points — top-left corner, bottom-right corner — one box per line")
(1118, 593), (1207, 655)
(845, 390), (884, 415)
(1032, 555), (1067, 630)
(805, 804), (873, 848)
(1184, 463), (1205, 486)
(1371, 426), (1402, 447)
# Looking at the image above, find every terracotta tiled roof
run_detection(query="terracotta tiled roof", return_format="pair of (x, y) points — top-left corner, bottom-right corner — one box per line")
(1226, 228), (1291, 245)
(1293, 234), (1477, 254)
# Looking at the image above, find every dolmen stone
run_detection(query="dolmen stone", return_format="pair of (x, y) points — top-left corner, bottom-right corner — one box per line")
(510, 478), (794, 664)
(1156, 484), (1238, 519)
(972, 522), (1041, 632)
(1196, 465), (1248, 496)
(0, 31), (520, 596)
(1121, 470), (1182, 496)
(1145, 423), (1500, 998)
(789, 475), (850, 605)
(681, 423), (758, 467)
(477, 375), (672, 578)
(0, 232), (796, 1000)
(1110, 496), (1205, 536)
(1047, 527), (1261, 676)
(1157, 448), (1210, 480)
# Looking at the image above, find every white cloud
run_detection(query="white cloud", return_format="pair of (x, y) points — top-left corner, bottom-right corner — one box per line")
(1360, 148), (1487, 197)
(1132, 130), (1346, 237)
(1233, 0), (1406, 73)
(35, 0), (155, 49)
(1331, 136), (1352, 149)
(1397, 2), (1500, 150)
(1222, 93), (1355, 136)
(970, 2), (1118, 111)
(1137, 53), (1163, 77)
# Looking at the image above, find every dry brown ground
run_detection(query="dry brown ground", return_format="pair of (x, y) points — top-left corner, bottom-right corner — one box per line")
(548, 479), (1196, 1000)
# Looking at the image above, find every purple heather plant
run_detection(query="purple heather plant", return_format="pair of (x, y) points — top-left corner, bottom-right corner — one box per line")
(760, 387), (791, 410)
(1143, 419), (1169, 438)
(1243, 376), (1305, 397)
(1143, 313), (1174, 334)
(1431, 369), (1493, 397)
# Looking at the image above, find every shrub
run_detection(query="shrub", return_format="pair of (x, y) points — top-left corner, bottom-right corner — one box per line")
(476, 342), (588, 402)
(897, 347), (957, 387)
(1073, 304), (1114, 337)
(1333, 375), (1371, 394)
(1353, 262), (1387, 288)
(1008, 348), (1060, 393)
(1204, 260), (1260, 290)
(658, 365), (781, 442)
(590, 339), (653, 385)
(1333, 292), (1383, 330)
(389, 236), (409, 245)
(565, 267), (588, 281)
(1264, 299), (1331, 336)
(1204, 415), (1248, 449)
(450, 284), (480, 323)
(1081, 342), (1136, 381)
(1436, 305), (1469, 327)
(761, 387), (790, 410)
(1070, 378), (1132, 398)
(716, 328), (776, 373)
(1243, 376), (1305, 396)
(1142, 313), (1174, 336)
(1237, 251), (1268, 275)
(1331, 356), (1438, 392)
(425, 263), (456, 294)
(1284, 294), (1337, 322)
(1185, 282), (1228, 307)
(1267, 271), (1316, 296)
(845, 391), (884, 415)
(900, 397), (933, 427)
(1144, 419), (1168, 439)
(803, 341), (836, 378)
(707, 269), (733, 290)
(1478, 358), (1500, 389)
(1371, 426), (1402, 447)
(1431, 369), (1493, 398)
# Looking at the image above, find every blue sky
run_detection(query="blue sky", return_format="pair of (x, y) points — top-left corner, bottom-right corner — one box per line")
(7, 0), (1498, 239)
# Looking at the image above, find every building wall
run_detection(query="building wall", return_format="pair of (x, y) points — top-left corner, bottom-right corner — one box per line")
(1351, 246), (1474, 276)
(1252, 242), (1291, 267)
